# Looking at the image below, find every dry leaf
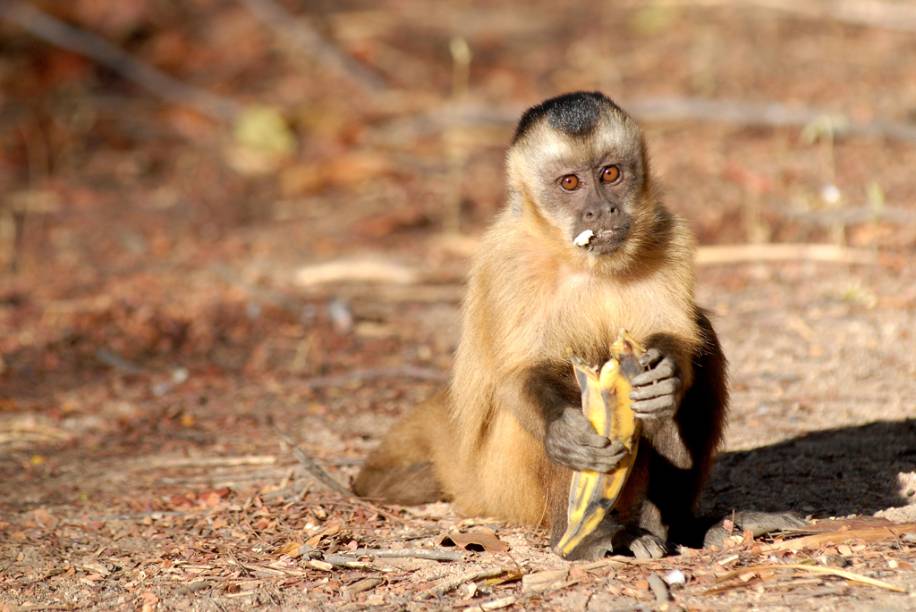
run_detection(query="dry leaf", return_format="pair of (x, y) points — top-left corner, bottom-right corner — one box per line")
(439, 527), (509, 553)
(140, 590), (159, 612)
(278, 541), (304, 558)
(521, 568), (569, 594)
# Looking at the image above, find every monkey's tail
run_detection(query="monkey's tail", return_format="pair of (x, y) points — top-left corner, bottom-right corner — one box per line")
(352, 390), (451, 506)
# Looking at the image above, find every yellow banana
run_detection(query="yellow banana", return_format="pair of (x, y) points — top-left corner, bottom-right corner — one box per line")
(554, 331), (645, 559)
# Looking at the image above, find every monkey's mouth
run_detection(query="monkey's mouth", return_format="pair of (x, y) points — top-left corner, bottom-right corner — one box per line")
(577, 228), (629, 255)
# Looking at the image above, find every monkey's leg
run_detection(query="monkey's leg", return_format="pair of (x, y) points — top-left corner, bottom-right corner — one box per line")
(640, 311), (729, 548)
(353, 393), (449, 505)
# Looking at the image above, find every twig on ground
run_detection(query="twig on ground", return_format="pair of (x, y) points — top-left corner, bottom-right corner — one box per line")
(95, 348), (145, 375)
(295, 258), (419, 286)
(648, 573), (672, 604)
(137, 455), (278, 469)
(782, 205), (916, 227)
(521, 569), (570, 595)
(378, 97), (916, 145)
(430, 567), (507, 597)
(0, 2), (242, 121)
(628, 96), (916, 143)
(651, 0), (916, 33)
(276, 432), (353, 498)
(343, 577), (384, 594)
(353, 548), (465, 562)
(274, 431), (407, 522)
(762, 522), (916, 552)
(74, 511), (189, 523)
(695, 243), (878, 265)
(238, 0), (386, 91)
(469, 596), (518, 611)
(304, 366), (448, 389)
(715, 563), (905, 593)
(321, 554), (379, 570)
(746, 0), (916, 33)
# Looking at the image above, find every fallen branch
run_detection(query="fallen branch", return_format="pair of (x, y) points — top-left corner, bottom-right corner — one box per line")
(238, 0), (386, 91)
(379, 97), (916, 145)
(95, 348), (145, 375)
(353, 547), (464, 562)
(762, 521), (916, 552)
(276, 432), (354, 498)
(782, 205), (916, 227)
(321, 554), (379, 571)
(651, 0), (916, 33)
(695, 243), (878, 265)
(295, 258), (420, 287)
(0, 2), (242, 121)
(303, 366), (448, 389)
(748, 0), (916, 34)
(343, 577), (383, 595)
(136, 455), (277, 469)
(430, 567), (507, 597)
(715, 563), (905, 593)
(628, 97), (916, 143)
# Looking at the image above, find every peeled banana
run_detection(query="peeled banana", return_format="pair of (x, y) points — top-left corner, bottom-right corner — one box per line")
(554, 331), (645, 559)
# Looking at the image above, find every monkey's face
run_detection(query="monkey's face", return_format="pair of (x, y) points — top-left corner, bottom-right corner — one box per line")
(508, 102), (651, 260)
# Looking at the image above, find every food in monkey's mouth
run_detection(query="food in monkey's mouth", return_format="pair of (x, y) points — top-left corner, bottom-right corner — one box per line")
(573, 229), (595, 247)
(555, 330), (645, 559)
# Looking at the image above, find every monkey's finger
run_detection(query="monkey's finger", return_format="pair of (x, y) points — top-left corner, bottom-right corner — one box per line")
(631, 395), (676, 418)
(558, 446), (626, 473)
(561, 409), (612, 447)
(629, 378), (680, 400)
(630, 357), (676, 386)
(637, 347), (663, 369)
(629, 535), (667, 559)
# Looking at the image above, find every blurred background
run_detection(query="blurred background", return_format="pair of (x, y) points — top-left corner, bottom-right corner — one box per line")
(1, 0), (915, 607)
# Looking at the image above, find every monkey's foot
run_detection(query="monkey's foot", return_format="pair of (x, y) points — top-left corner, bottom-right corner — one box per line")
(613, 528), (668, 559)
(703, 511), (807, 548)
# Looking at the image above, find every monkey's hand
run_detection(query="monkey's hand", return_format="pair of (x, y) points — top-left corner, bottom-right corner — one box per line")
(545, 407), (627, 472)
(629, 348), (681, 420)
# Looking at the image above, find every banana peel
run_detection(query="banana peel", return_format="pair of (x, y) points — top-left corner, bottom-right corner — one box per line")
(554, 331), (645, 558)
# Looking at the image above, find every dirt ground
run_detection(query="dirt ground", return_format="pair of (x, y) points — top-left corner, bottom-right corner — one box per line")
(1, 1), (915, 610)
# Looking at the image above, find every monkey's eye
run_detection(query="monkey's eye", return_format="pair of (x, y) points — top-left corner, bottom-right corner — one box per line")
(559, 174), (580, 191)
(600, 165), (622, 184)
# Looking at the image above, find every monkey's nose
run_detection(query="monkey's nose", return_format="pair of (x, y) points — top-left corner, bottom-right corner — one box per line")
(582, 205), (620, 223)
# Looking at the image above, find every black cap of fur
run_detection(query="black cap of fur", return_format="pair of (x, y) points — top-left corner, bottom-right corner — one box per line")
(511, 91), (626, 144)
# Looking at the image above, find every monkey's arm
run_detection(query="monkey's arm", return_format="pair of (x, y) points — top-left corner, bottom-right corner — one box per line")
(494, 364), (626, 473)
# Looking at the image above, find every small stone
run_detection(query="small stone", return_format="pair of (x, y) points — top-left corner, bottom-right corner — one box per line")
(664, 569), (686, 586)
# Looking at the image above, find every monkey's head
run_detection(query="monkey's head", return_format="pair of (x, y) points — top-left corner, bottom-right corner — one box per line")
(507, 92), (665, 271)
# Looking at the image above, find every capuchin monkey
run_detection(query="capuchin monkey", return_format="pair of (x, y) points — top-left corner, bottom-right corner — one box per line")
(354, 92), (803, 559)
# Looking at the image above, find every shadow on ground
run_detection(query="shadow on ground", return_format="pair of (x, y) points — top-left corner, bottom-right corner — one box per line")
(704, 419), (916, 518)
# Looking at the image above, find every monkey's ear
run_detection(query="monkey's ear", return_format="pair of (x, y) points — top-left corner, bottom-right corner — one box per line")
(638, 134), (652, 178)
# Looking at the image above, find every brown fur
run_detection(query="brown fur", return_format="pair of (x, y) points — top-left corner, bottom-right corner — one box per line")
(354, 92), (728, 552)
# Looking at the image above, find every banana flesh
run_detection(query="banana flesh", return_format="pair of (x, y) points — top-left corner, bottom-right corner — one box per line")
(554, 331), (645, 559)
